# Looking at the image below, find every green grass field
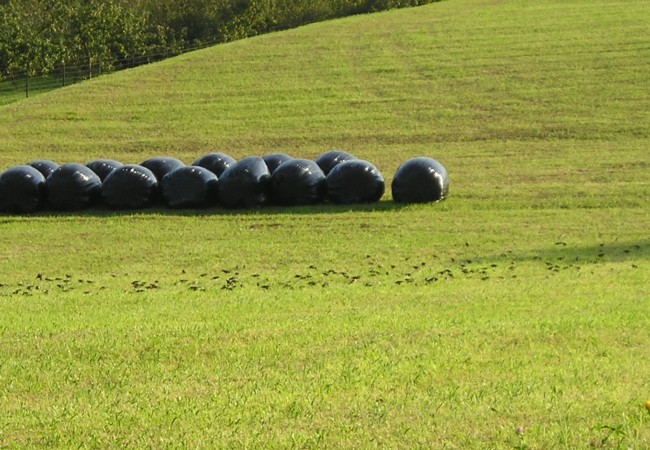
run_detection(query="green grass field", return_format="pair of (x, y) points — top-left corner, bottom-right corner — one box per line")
(0, 73), (88, 107)
(1, 0), (649, 447)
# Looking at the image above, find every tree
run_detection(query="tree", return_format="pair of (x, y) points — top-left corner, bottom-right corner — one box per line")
(0, 0), (150, 79)
(1, 0), (441, 81)
(0, 1), (57, 78)
(58, 0), (148, 78)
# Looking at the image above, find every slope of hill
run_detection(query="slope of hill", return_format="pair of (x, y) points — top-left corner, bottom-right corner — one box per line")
(1, 1), (648, 155)
(1, 0), (648, 209)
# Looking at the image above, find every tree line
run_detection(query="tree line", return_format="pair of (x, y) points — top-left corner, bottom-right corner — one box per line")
(0, 0), (439, 80)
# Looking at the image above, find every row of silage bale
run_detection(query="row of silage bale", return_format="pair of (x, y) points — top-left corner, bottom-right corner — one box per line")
(0, 150), (448, 213)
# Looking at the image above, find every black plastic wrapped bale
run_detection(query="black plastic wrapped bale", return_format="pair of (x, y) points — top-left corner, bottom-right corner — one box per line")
(218, 156), (270, 209)
(326, 160), (385, 204)
(0, 165), (47, 213)
(314, 150), (357, 175)
(391, 157), (450, 203)
(141, 157), (185, 182)
(192, 153), (236, 177)
(162, 166), (219, 208)
(102, 165), (158, 209)
(87, 159), (124, 181)
(263, 153), (293, 174)
(270, 159), (326, 206)
(46, 163), (102, 210)
(29, 160), (59, 178)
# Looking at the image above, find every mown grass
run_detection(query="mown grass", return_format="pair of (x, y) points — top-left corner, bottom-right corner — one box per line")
(0, 73), (90, 107)
(1, 0), (650, 447)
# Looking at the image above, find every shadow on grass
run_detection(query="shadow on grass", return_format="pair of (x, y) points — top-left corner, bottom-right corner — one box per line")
(0, 200), (415, 222)
(486, 241), (650, 264)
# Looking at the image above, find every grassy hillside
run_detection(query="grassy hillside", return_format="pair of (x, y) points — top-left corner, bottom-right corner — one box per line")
(1, 0), (649, 448)
(1, 1), (648, 209)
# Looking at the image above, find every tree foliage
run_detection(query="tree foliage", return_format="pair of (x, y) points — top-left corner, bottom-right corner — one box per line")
(0, 0), (438, 79)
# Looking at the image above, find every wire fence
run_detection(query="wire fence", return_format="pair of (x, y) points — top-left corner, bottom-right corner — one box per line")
(0, 40), (222, 106)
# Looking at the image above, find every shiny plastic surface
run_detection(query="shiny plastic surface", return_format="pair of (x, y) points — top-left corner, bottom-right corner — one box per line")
(29, 160), (59, 178)
(270, 159), (326, 206)
(192, 153), (236, 177)
(326, 160), (385, 204)
(391, 157), (450, 203)
(315, 150), (357, 175)
(87, 159), (124, 181)
(102, 165), (158, 209)
(141, 157), (185, 182)
(46, 163), (102, 210)
(0, 165), (47, 213)
(263, 153), (293, 174)
(162, 166), (219, 208)
(218, 156), (270, 209)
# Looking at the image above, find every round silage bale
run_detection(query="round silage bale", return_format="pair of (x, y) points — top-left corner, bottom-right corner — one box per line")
(314, 150), (356, 175)
(0, 165), (47, 213)
(391, 157), (449, 204)
(28, 160), (59, 178)
(326, 160), (385, 204)
(263, 153), (293, 174)
(141, 157), (185, 182)
(101, 164), (158, 209)
(87, 159), (124, 181)
(218, 157), (270, 209)
(162, 166), (219, 208)
(46, 163), (102, 210)
(192, 153), (236, 177)
(270, 159), (326, 206)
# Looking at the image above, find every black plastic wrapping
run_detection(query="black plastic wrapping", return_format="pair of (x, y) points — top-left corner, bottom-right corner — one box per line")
(263, 153), (293, 174)
(218, 156), (270, 209)
(315, 150), (357, 175)
(326, 160), (385, 204)
(0, 165), (47, 213)
(162, 166), (218, 208)
(87, 159), (124, 181)
(29, 160), (60, 178)
(102, 165), (158, 209)
(192, 153), (236, 177)
(46, 163), (102, 210)
(391, 157), (450, 203)
(141, 157), (185, 182)
(270, 159), (326, 206)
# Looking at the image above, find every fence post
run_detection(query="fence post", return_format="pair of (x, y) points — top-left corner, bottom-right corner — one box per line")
(62, 62), (66, 87)
(25, 72), (29, 98)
